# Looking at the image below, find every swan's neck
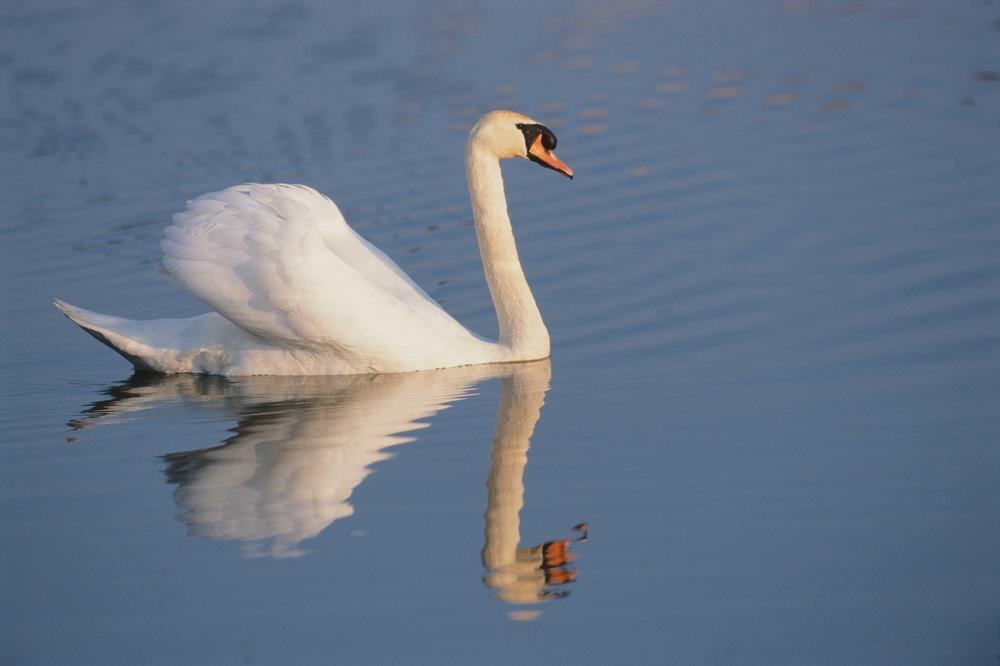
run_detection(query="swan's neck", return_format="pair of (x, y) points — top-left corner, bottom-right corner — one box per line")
(466, 147), (549, 360)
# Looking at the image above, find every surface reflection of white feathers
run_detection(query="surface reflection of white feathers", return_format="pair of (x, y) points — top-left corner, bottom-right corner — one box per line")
(74, 367), (500, 557)
(71, 361), (582, 607)
(159, 371), (482, 559)
(71, 361), (568, 557)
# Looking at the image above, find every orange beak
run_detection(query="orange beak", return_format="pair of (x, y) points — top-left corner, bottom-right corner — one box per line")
(528, 135), (574, 179)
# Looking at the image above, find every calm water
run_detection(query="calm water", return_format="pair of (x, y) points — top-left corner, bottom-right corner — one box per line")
(2, 1), (999, 664)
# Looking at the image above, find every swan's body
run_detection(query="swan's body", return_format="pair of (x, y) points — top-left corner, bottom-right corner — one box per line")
(56, 111), (572, 376)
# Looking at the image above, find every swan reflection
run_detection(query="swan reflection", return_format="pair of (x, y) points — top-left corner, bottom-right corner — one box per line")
(481, 366), (587, 606)
(72, 360), (583, 604)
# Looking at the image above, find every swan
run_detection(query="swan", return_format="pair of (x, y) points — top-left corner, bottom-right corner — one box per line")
(55, 110), (573, 376)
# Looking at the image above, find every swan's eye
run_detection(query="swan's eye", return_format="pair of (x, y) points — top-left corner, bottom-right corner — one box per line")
(539, 126), (557, 151)
(516, 123), (558, 153)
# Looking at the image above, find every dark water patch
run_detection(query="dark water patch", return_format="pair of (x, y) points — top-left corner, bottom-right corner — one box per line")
(309, 22), (380, 62)
(149, 59), (251, 100)
(218, 1), (312, 42)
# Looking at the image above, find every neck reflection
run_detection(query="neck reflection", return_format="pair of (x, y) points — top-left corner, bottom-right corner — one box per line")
(481, 364), (586, 610)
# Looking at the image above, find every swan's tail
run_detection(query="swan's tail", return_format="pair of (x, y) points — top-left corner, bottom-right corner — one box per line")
(54, 299), (158, 370)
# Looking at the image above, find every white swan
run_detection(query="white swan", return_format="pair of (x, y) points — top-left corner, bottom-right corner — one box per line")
(55, 110), (573, 376)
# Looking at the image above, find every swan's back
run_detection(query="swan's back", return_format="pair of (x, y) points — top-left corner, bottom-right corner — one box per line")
(159, 184), (489, 372)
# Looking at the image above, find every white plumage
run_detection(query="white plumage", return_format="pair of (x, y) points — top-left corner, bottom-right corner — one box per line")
(56, 111), (572, 375)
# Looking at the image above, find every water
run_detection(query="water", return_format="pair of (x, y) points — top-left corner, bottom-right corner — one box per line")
(2, 1), (999, 663)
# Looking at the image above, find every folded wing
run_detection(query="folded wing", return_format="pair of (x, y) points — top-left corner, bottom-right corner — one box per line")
(161, 184), (477, 365)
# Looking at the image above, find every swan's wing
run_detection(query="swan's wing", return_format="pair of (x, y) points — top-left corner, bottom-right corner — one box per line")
(161, 183), (475, 361)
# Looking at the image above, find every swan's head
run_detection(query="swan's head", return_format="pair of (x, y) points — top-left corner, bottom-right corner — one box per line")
(469, 110), (573, 179)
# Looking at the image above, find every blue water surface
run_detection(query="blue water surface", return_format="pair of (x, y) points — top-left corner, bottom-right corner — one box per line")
(2, 1), (998, 664)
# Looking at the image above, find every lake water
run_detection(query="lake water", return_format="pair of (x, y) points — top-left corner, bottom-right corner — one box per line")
(2, 1), (999, 663)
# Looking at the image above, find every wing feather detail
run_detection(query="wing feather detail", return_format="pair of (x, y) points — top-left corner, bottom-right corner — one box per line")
(161, 183), (476, 364)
